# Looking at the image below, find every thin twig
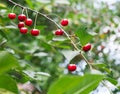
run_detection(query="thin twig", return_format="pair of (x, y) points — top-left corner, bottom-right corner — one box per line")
(8, 0), (92, 69)
(11, 4), (17, 13)
(8, 0), (78, 50)
(81, 53), (92, 70)
(34, 12), (38, 29)
(25, 8), (29, 18)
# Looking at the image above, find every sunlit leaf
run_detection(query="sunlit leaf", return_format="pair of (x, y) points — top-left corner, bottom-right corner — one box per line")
(48, 74), (104, 94)
(0, 75), (18, 94)
(0, 88), (14, 94)
(91, 63), (107, 68)
(0, 3), (6, 8)
(0, 51), (19, 74)
(25, 0), (34, 9)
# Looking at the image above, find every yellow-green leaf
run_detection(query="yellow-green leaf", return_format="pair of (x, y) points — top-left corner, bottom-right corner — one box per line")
(48, 74), (104, 94)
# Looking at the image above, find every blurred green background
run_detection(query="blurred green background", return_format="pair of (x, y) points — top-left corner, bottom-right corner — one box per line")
(1, 0), (120, 94)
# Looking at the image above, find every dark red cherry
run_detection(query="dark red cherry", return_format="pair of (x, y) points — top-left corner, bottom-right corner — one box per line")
(67, 64), (77, 71)
(20, 27), (28, 34)
(25, 18), (33, 26)
(18, 22), (25, 29)
(82, 43), (92, 52)
(30, 29), (40, 36)
(60, 19), (69, 26)
(18, 14), (26, 21)
(8, 13), (16, 19)
(55, 29), (64, 36)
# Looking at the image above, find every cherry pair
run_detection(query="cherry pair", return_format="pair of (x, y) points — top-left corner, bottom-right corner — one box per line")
(54, 19), (69, 36)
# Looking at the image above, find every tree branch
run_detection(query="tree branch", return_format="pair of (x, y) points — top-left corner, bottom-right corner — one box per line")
(8, 0), (92, 70)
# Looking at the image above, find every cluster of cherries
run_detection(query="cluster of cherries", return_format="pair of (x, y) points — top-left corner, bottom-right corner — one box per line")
(8, 13), (40, 36)
(8, 12), (92, 72)
(8, 12), (69, 36)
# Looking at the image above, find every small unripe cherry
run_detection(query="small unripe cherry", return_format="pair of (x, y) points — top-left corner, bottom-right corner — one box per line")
(55, 29), (64, 36)
(20, 27), (28, 34)
(25, 18), (33, 26)
(82, 43), (92, 52)
(18, 22), (25, 29)
(30, 29), (40, 36)
(8, 13), (16, 19)
(18, 14), (26, 21)
(60, 19), (69, 26)
(67, 64), (77, 71)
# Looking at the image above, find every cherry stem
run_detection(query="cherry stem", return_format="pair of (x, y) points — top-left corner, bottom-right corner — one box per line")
(11, 4), (17, 13)
(22, 8), (25, 14)
(8, 0), (93, 70)
(34, 12), (38, 29)
(81, 53), (92, 70)
(25, 8), (29, 18)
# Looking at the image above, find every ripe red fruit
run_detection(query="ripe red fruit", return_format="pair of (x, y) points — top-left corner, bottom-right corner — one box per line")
(60, 19), (69, 26)
(20, 27), (28, 34)
(18, 22), (25, 29)
(82, 43), (92, 52)
(67, 64), (77, 71)
(30, 29), (40, 36)
(25, 18), (33, 26)
(8, 13), (16, 19)
(55, 29), (64, 35)
(18, 14), (26, 21)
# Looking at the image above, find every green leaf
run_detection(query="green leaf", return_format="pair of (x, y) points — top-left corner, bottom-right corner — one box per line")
(0, 39), (7, 47)
(0, 75), (18, 94)
(23, 70), (50, 81)
(106, 77), (118, 85)
(91, 63), (107, 68)
(0, 3), (6, 8)
(9, 70), (31, 83)
(0, 26), (17, 30)
(0, 51), (19, 74)
(102, 67), (111, 74)
(61, 50), (80, 62)
(52, 36), (68, 41)
(0, 30), (8, 39)
(48, 74), (104, 94)
(25, 0), (34, 9)
(75, 25), (93, 46)
(50, 40), (71, 49)
(0, 88), (15, 94)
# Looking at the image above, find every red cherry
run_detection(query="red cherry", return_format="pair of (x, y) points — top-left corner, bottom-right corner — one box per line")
(55, 29), (64, 35)
(18, 14), (26, 21)
(8, 13), (16, 19)
(18, 22), (25, 29)
(67, 64), (77, 71)
(20, 27), (28, 34)
(60, 19), (69, 26)
(25, 18), (33, 26)
(30, 29), (40, 36)
(82, 43), (92, 52)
